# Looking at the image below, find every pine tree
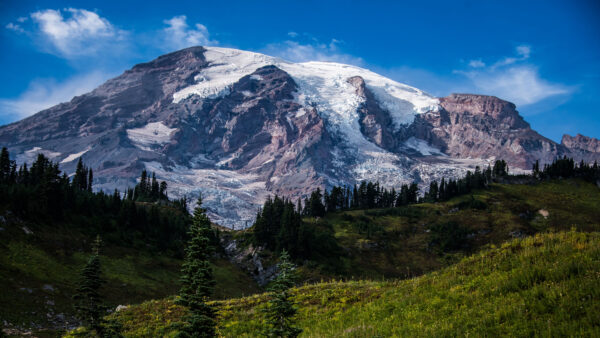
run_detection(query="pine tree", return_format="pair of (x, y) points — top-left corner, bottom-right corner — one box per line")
(72, 158), (88, 191)
(160, 181), (168, 199)
(308, 188), (325, 217)
(87, 168), (93, 192)
(262, 250), (302, 338)
(0, 147), (10, 183)
(178, 196), (217, 337)
(73, 235), (106, 335)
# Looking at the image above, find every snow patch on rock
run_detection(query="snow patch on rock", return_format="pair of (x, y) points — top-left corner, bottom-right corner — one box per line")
(126, 122), (178, 151)
(16, 147), (61, 164)
(172, 47), (439, 144)
(144, 161), (268, 229)
(60, 147), (91, 164)
(405, 137), (445, 156)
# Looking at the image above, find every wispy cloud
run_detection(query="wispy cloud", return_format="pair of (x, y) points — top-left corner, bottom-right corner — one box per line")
(5, 22), (25, 33)
(0, 72), (110, 120)
(161, 15), (217, 51)
(468, 59), (485, 68)
(457, 45), (569, 106)
(262, 34), (363, 65)
(28, 8), (127, 58)
(461, 66), (569, 105)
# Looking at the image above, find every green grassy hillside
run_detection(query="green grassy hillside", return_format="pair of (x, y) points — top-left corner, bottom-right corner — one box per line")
(293, 179), (600, 281)
(0, 219), (259, 336)
(4, 179), (599, 336)
(85, 230), (600, 337)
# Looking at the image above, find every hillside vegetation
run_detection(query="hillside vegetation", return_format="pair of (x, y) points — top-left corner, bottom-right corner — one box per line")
(0, 150), (259, 336)
(0, 220), (259, 336)
(86, 230), (600, 337)
(235, 178), (600, 282)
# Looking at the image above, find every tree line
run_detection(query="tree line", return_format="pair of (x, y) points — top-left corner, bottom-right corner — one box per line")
(532, 156), (599, 181)
(0, 147), (189, 252)
(251, 157), (599, 259)
(73, 198), (301, 337)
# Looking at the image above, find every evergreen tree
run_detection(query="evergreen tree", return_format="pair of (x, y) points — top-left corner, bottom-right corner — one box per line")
(0, 147), (11, 183)
(73, 235), (106, 335)
(308, 188), (325, 217)
(178, 197), (217, 337)
(88, 168), (94, 192)
(262, 250), (302, 338)
(160, 181), (168, 199)
(72, 158), (88, 191)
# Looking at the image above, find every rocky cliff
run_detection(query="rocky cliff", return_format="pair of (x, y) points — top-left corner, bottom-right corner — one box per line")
(1, 46), (598, 227)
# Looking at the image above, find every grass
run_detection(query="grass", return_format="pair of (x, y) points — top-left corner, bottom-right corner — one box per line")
(4, 178), (600, 335)
(93, 230), (600, 337)
(0, 219), (258, 336)
(304, 179), (600, 280)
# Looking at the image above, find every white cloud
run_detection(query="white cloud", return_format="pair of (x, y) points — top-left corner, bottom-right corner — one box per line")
(287, 31), (298, 38)
(454, 45), (569, 106)
(5, 22), (24, 33)
(162, 15), (217, 51)
(460, 66), (569, 105)
(262, 38), (363, 65)
(491, 44), (531, 69)
(468, 59), (485, 68)
(516, 45), (531, 58)
(0, 72), (109, 120)
(29, 8), (125, 58)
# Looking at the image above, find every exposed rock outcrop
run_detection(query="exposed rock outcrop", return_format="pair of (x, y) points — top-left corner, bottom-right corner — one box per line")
(1, 48), (598, 228)
(562, 134), (600, 154)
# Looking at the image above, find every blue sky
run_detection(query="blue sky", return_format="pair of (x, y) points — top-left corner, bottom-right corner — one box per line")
(1, 0), (599, 141)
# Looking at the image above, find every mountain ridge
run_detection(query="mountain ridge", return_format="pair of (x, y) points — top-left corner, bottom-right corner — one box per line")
(0, 46), (598, 228)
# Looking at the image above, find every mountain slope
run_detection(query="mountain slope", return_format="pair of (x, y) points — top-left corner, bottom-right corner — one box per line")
(0, 206), (259, 336)
(74, 231), (600, 337)
(1, 46), (598, 228)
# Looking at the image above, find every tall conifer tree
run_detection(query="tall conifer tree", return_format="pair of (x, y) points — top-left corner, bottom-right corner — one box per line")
(73, 235), (106, 335)
(262, 250), (302, 338)
(178, 196), (217, 337)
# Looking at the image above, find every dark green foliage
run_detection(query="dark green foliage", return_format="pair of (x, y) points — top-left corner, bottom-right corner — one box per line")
(306, 188), (325, 217)
(456, 195), (488, 210)
(0, 147), (15, 185)
(129, 170), (170, 202)
(429, 221), (470, 252)
(0, 149), (189, 253)
(262, 251), (302, 338)
(539, 156), (600, 182)
(252, 196), (341, 262)
(178, 197), (217, 337)
(493, 159), (509, 177)
(73, 235), (107, 335)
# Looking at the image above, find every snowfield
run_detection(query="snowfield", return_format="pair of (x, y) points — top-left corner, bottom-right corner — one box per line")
(60, 147), (91, 164)
(144, 161), (268, 229)
(126, 122), (178, 151)
(162, 48), (500, 229)
(172, 47), (438, 149)
(16, 147), (61, 164)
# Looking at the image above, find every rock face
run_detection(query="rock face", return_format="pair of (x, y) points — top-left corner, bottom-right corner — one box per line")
(410, 94), (572, 169)
(562, 134), (600, 154)
(0, 46), (598, 228)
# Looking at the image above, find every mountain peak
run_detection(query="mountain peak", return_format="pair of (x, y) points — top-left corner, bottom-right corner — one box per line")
(562, 133), (600, 153)
(1, 47), (598, 228)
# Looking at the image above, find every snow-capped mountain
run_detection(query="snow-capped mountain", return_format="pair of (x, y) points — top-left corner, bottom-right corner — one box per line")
(1, 46), (598, 228)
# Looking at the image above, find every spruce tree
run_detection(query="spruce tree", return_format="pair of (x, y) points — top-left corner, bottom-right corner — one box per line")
(178, 196), (217, 337)
(87, 168), (93, 192)
(308, 188), (325, 217)
(73, 235), (106, 335)
(262, 250), (302, 338)
(0, 147), (10, 183)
